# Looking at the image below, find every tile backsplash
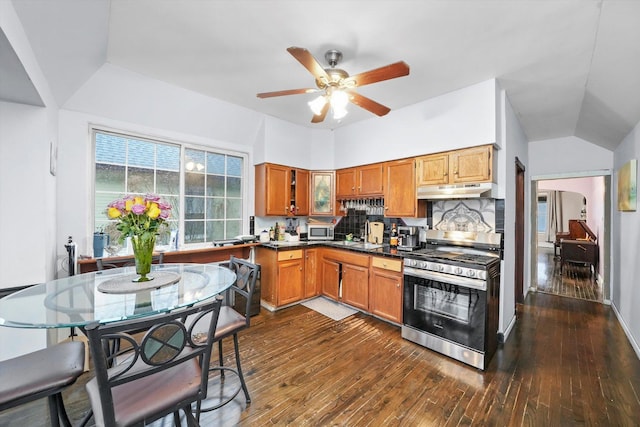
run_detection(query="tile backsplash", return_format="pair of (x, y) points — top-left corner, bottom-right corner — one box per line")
(432, 199), (496, 232)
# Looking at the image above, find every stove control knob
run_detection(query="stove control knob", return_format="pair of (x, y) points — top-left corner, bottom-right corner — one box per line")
(420, 261), (428, 269)
(406, 259), (414, 267)
(468, 270), (475, 277)
(438, 265), (445, 272)
(455, 267), (463, 275)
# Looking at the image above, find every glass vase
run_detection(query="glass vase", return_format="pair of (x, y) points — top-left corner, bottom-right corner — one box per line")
(131, 233), (156, 282)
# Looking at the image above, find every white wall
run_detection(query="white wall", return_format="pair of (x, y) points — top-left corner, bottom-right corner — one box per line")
(612, 121), (640, 358)
(333, 79), (498, 168)
(0, 2), (58, 359)
(499, 90), (530, 338)
(529, 136), (614, 177)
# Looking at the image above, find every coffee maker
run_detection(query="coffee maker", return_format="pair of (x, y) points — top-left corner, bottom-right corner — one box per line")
(397, 226), (420, 250)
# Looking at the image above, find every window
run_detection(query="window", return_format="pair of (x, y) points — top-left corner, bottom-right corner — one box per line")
(94, 129), (245, 250)
(537, 194), (547, 233)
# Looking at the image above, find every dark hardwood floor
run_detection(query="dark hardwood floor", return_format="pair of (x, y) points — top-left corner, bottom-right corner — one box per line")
(2, 292), (639, 426)
(536, 246), (602, 302)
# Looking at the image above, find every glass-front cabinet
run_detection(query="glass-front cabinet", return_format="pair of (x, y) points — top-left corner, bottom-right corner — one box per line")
(310, 171), (335, 216)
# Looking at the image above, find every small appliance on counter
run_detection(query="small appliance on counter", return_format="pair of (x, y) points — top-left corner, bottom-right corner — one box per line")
(284, 231), (300, 242)
(307, 221), (335, 241)
(397, 226), (420, 250)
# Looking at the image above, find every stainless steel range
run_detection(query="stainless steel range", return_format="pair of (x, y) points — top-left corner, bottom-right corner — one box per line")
(402, 230), (501, 370)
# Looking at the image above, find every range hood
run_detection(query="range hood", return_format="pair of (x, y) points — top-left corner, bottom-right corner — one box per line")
(417, 182), (498, 200)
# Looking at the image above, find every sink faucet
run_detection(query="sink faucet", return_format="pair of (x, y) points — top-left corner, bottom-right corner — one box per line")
(362, 220), (369, 243)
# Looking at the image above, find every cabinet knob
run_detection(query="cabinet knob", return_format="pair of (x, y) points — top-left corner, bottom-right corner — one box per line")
(396, 283), (400, 288)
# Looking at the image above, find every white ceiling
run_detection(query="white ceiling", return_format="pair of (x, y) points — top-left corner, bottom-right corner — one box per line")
(6, 0), (640, 150)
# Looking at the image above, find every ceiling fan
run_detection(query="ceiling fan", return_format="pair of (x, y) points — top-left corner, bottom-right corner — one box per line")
(257, 47), (410, 123)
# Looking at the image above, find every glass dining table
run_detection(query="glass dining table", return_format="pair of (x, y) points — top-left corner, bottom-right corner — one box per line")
(0, 263), (236, 331)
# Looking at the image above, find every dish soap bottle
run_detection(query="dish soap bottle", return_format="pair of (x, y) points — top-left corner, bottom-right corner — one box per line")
(390, 223), (398, 249)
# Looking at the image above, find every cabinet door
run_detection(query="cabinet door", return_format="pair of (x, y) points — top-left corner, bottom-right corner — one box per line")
(370, 269), (403, 323)
(336, 168), (356, 198)
(341, 264), (369, 311)
(416, 153), (449, 186)
(265, 164), (290, 216)
(277, 259), (304, 306)
(304, 249), (319, 298)
(310, 171), (335, 216)
(321, 259), (340, 301)
(357, 163), (384, 196)
(450, 145), (492, 183)
(294, 169), (310, 216)
(384, 159), (417, 217)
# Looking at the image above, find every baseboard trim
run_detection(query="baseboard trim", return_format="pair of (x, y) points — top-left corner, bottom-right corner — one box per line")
(611, 302), (640, 360)
(498, 313), (517, 343)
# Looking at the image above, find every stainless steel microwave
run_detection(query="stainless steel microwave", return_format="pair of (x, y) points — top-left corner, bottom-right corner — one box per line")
(307, 224), (334, 241)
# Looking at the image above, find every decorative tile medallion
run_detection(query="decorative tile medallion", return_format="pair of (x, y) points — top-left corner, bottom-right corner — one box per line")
(432, 199), (495, 232)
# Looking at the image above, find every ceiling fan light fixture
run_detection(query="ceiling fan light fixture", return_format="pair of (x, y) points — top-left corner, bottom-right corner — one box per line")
(308, 95), (328, 115)
(330, 89), (349, 119)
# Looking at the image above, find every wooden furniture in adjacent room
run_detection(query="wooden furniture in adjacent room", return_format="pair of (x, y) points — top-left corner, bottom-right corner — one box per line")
(556, 219), (598, 275)
(560, 239), (598, 275)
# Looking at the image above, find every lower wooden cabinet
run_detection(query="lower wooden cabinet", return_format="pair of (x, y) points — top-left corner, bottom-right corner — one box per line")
(258, 247), (403, 324)
(278, 255), (305, 306)
(369, 257), (403, 323)
(341, 264), (369, 311)
(256, 247), (305, 308)
(304, 248), (320, 298)
(321, 258), (340, 300)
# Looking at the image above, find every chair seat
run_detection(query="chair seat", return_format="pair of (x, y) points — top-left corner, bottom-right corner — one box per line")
(86, 357), (202, 427)
(0, 341), (85, 409)
(215, 306), (248, 339)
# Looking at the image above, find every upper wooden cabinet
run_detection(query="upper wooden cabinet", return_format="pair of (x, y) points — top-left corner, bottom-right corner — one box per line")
(336, 163), (384, 198)
(384, 159), (422, 217)
(309, 171), (335, 216)
(416, 145), (494, 186)
(255, 163), (309, 216)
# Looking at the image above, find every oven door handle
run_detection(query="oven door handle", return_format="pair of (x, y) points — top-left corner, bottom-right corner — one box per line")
(403, 267), (487, 291)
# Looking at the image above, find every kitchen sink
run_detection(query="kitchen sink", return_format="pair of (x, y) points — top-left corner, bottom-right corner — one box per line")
(329, 241), (385, 250)
(269, 241), (305, 247)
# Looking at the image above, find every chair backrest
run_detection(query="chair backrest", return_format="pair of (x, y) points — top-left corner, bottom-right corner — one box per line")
(227, 255), (259, 325)
(96, 252), (164, 270)
(85, 295), (222, 426)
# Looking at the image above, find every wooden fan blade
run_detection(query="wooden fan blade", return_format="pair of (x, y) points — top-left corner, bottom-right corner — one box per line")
(287, 47), (329, 80)
(349, 92), (391, 117)
(311, 102), (330, 123)
(257, 88), (318, 98)
(345, 61), (410, 87)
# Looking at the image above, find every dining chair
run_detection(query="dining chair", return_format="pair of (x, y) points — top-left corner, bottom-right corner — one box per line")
(84, 295), (223, 427)
(0, 341), (85, 427)
(192, 255), (259, 417)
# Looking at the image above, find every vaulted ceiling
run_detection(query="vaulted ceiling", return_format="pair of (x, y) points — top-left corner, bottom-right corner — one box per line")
(4, 0), (640, 151)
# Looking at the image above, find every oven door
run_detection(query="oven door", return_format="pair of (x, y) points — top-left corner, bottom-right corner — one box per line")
(403, 267), (487, 352)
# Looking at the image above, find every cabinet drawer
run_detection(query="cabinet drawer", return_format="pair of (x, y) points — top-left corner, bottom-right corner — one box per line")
(371, 257), (402, 272)
(277, 249), (303, 261)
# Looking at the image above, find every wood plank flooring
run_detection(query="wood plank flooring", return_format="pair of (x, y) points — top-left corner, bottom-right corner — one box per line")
(1, 292), (639, 426)
(536, 247), (602, 302)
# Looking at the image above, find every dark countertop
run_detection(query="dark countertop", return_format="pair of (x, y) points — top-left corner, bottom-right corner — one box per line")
(258, 240), (408, 259)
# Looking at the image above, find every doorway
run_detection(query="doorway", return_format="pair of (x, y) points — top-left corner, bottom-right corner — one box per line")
(531, 174), (610, 303)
